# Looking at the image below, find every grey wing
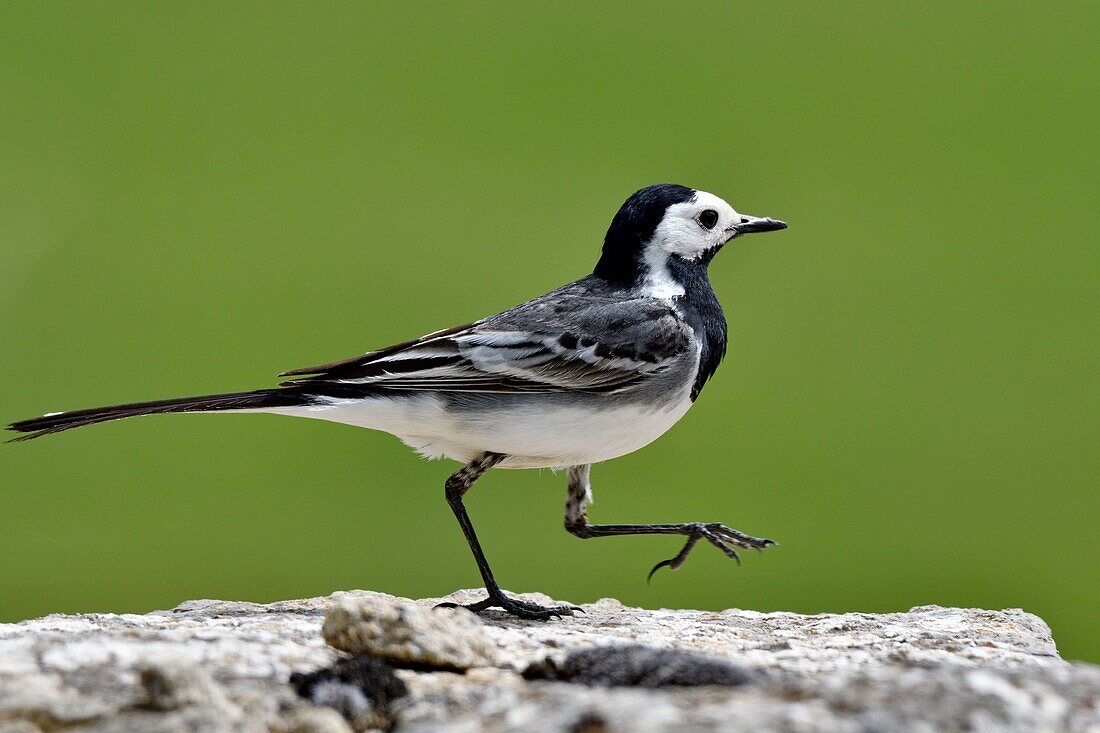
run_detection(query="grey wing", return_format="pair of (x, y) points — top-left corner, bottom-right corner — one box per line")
(279, 295), (691, 394)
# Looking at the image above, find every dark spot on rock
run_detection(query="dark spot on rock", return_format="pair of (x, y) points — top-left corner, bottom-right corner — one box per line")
(571, 711), (609, 733)
(523, 644), (756, 688)
(290, 654), (407, 729)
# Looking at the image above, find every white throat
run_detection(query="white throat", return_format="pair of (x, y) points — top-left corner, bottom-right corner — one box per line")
(640, 246), (685, 299)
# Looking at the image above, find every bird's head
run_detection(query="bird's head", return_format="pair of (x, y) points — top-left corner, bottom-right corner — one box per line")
(594, 183), (786, 297)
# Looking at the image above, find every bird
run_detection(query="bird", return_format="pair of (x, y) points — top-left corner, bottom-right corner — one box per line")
(8, 183), (787, 620)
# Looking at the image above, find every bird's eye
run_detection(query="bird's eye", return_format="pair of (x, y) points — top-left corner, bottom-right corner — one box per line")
(698, 209), (719, 230)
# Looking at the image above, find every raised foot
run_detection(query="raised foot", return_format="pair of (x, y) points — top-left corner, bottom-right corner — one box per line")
(648, 522), (778, 582)
(437, 593), (582, 621)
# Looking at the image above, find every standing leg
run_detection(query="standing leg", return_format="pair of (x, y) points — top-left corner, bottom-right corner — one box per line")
(438, 452), (579, 620)
(564, 464), (777, 582)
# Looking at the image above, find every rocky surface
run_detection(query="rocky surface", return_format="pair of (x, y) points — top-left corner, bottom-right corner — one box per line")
(1, 589), (1097, 732)
(322, 597), (498, 671)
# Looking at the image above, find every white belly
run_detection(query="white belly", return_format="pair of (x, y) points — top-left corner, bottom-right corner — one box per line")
(267, 390), (694, 468)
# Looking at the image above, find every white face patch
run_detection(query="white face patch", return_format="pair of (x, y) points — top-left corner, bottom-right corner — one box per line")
(640, 190), (741, 299)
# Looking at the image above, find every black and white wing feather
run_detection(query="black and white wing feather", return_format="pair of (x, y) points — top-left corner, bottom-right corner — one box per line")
(280, 288), (691, 395)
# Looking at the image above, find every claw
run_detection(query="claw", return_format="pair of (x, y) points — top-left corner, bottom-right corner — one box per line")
(449, 592), (579, 621)
(643, 522), (778, 583)
(704, 536), (742, 565)
(719, 545), (743, 566)
(647, 533), (701, 583)
(704, 524), (778, 553)
(646, 557), (677, 584)
(752, 539), (779, 553)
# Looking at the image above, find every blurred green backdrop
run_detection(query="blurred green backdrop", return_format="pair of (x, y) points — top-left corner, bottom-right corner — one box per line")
(2, 2), (1097, 661)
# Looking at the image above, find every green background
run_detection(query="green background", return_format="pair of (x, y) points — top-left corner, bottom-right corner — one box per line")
(2, 2), (1097, 662)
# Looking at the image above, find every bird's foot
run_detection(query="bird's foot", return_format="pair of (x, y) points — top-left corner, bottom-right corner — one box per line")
(648, 522), (778, 582)
(437, 591), (582, 621)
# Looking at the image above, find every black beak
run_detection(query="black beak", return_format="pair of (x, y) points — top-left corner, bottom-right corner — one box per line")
(729, 214), (788, 237)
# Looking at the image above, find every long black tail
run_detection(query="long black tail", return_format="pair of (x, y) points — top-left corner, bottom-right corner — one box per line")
(7, 389), (312, 443)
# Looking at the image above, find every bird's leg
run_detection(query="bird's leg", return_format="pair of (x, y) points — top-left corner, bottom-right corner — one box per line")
(563, 464), (777, 582)
(437, 452), (580, 620)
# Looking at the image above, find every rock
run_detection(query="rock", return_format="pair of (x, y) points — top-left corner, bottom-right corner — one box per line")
(0, 589), (1096, 732)
(0, 723), (43, 733)
(275, 708), (354, 733)
(139, 662), (231, 712)
(0, 597), (334, 733)
(321, 592), (498, 670)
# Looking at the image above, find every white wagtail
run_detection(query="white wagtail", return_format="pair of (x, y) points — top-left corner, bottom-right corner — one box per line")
(9, 183), (787, 620)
